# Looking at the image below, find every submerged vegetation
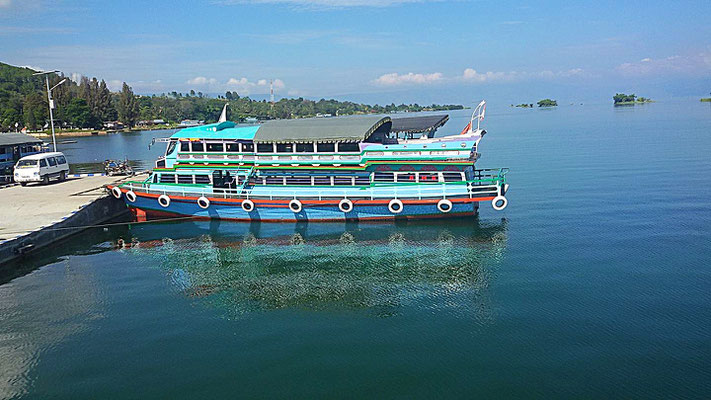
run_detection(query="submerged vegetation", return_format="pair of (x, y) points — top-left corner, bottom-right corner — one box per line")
(0, 62), (462, 132)
(613, 93), (653, 105)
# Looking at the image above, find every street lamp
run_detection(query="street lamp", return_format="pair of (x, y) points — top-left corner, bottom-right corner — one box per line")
(32, 70), (67, 152)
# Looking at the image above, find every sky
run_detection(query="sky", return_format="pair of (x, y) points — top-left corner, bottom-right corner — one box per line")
(1, 0), (710, 105)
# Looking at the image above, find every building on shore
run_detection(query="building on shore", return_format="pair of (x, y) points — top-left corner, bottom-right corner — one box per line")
(0, 133), (45, 182)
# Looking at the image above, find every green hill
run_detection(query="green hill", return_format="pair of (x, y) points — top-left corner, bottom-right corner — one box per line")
(0, 62), (463, 132)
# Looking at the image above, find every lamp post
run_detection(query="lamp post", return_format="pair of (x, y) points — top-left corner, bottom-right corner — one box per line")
(32, 70), (67, 152)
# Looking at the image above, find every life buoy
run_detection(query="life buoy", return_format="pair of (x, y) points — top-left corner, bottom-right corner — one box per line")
(339, 199), (353, 213)
(492, 196), (507, 211)
(241, 199), (255, 212)
(197, 196), (210, 209)
(158, 194), (171, 208)
(289, 199), (302, 213)
(388, 199), (404, 214)
(437, 199), (453, 213)
(125, 190), (137, 203)
(111, 186), (122, 199)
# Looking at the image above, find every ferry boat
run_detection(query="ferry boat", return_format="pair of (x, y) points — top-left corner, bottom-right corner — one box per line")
(107, 101), (509, 222)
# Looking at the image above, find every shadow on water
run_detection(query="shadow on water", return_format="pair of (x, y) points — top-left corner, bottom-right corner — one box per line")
(120, 217), (509, 317)
(0, 216), (133, 285)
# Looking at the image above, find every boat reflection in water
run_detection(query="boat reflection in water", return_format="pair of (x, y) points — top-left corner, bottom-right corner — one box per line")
(120, 218), (508, 317)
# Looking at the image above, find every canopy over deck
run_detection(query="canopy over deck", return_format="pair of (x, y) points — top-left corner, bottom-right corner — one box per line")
(254, 116), (391, 143)
(390, 114), (449, 138)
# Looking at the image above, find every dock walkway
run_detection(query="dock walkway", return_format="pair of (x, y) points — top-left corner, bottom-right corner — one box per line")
(0, 176), (132, 263)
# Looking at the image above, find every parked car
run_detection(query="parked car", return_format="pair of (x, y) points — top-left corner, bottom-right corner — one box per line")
(14, 152), (70, 186)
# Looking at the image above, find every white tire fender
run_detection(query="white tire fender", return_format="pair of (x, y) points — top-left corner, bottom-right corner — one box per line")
(241, 199), (255, 212)
(437, 199), (453, 213)
(339, 199), (353, 213)
(125, 190), (137, 203)
(158, 194), (171, 208)
(197, 196), (210, 209)
(111, 186), (122, 199)
(492, 196), (507, 211)
(289, 199), (302, 213)
(388, 199), (404, 214)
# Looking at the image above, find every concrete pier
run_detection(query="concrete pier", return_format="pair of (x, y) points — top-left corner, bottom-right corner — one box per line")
(0, 176), (131, 264)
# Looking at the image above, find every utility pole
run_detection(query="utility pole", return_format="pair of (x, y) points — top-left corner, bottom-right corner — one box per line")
(32, 70), (67, 152)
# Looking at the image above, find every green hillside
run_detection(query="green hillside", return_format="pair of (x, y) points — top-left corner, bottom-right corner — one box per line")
(0, 62), (463, 132)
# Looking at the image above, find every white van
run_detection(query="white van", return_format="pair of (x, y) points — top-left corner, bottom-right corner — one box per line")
(14, 152), (70, 186)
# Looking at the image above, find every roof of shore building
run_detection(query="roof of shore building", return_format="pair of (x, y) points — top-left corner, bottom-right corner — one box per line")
(0, 133), (43, 146)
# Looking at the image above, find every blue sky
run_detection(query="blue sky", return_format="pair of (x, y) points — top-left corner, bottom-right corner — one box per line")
(1, 0), (709, 105)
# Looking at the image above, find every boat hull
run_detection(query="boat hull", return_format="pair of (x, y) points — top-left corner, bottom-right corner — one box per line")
(113, 188), (487, 222)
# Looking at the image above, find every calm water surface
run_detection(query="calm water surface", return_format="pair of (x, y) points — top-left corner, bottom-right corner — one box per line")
(1, 102), (710, 399)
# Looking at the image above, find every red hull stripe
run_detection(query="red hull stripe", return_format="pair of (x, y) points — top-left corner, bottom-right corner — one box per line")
(108, 185), (494, 206)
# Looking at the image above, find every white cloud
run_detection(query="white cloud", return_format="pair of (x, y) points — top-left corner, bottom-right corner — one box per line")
(461, 68), (518, 82)
(186, 76), (217, 85)
(107, 80), (123, 91)
(617, 52), (711, 76)
(373, 72), (443, 86)
(226, 77), (286, 95)
(0, 0), (11, 7)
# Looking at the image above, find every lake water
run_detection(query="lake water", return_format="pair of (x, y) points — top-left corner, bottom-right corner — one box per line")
(1, 102), (711, 399)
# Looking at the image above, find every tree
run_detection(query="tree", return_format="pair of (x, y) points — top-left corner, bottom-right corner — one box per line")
(117, 82), (139, 127)
(64, 98), (99, 128)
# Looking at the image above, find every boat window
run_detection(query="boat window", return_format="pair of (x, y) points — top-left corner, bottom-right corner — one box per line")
(397, 172), (416, 182)
(191, 142), (204, 152)
(333, 176), (353, 186)
(180, 142), (190, 152)
(317, 143), (335, 153)
(47, 157), (57, 167)
(39, 159), (47, 167)
(313, 176), (331, 186)
(153, 174), (158, 183)
(338, 142), (360, 153)
(194, 175), (211, 184)
(257, 143), (274, 153)
(419, 172), (439, 182)
(166, 140), (177, 155)
(276, 143), (293, 153)
(226, 143), (240, 152)
(373, 172), (394, 182)
(177, 175), (193, 184)
(159, 174), (176, 184)
(442, 172), (464, 182)
(354, 176), (370, 186)
(285, 176), (311, 185)
(206, 143), (224, 152)
(296, 143), (314, 153)
(56, 156), (67, 164)
(266, 176), (284, 185)
(242, 142), (254, 152)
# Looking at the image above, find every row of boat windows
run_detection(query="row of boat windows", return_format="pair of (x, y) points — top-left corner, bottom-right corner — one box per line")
(175, 141), (361, 154)
(155, 171), (466, 186)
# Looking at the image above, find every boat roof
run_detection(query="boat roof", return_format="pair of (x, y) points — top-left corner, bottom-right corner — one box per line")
(169, 115), (393, 143)
(255, 115), (391, 143)
(0, 133), (43, 146)
(390, 114), (449, 134)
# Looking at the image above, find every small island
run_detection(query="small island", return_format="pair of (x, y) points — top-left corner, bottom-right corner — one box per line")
(613, 93), (653, 105)
(537, 99), (558, 107)
(701, 98), (711, 102)
(514, 103), (534, 108)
